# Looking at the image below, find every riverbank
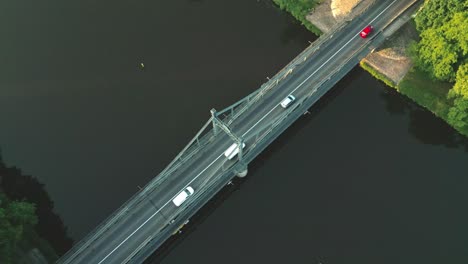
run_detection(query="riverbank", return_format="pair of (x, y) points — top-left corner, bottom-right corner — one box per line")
(305, 0), (375, 34)
(0, 191), (57, 263)
(272, 0), (322, 35)
(360, 2), (468, 137)
(0, 156), (73, 263)
(273, 0), (468, 137)
(360, 19), (461, 135)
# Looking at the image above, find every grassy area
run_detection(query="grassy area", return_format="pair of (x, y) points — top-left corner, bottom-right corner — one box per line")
(397, 68), (468, 136)
(366, 61), (468, 136)
(360, 15), (468, 137)
(360, 60), (396, 88)
(397, 68), (452, 119)
(272, 0), (322, 35)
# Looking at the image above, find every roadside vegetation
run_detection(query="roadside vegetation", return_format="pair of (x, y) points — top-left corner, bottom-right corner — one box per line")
(0, 192), (59, 263)
(0, 193), (38, 263)
(272, 0), (322, 35)
(272, 0), (468, 136)
(404, 0), (468, 136)
(0, 155), (73, 263)
(360, 60), (396, 88)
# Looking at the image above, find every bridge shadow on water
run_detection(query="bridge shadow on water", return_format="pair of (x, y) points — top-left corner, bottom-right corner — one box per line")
(145, 67), (361, 263)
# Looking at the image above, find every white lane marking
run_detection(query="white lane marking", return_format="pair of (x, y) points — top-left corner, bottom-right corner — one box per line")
(290, 0), (397, 96)
(242, 105), (278, 137)
(369, 0), (398, 25)
(242, 0), (398, 137)
(98, 1), (399, 262)
(97, 153), (224, 264)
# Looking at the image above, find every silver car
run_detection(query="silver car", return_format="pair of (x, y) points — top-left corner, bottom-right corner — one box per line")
(172, 186), (194, 207)
(280, 95), (296, 108)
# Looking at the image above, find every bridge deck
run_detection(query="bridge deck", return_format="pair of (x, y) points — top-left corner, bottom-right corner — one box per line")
(58, 0), (420, 263)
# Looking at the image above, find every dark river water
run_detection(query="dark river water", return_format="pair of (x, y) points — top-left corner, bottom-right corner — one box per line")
(1, 0), (468, 263)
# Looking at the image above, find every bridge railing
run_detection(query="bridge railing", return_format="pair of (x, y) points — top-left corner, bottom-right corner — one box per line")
(59, 16), (369, 264)
(125, 4), (419, 257)
(57, 118), (218, 263)
(219, 0), (382, 128)
(60, 2), (392, 262)
(126, 24), (392, 262)
(247, 33), (378, 161)
(221, 20), (353, 127)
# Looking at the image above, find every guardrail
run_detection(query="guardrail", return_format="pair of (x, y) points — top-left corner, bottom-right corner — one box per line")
(58, 1), (419, 262)
(58, 121), (218, 263)
(224, 1), (378, 127)
(125, 33), (377, 263)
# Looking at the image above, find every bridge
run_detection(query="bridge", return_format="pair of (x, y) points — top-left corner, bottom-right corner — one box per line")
(58, 0), (419, 263)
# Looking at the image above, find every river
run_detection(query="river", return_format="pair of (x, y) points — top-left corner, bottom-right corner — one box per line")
(0, 0), (467, 263)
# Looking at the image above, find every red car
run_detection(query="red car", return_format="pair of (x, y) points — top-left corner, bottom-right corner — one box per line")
(360, 25), (374, 38)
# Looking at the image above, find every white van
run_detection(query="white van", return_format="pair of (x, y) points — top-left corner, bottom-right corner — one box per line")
(172, 186), (194, 207)
(224, 142), (246, 160)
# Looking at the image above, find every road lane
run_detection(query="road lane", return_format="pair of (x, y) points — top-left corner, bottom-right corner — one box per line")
(60, 1), (417, 263)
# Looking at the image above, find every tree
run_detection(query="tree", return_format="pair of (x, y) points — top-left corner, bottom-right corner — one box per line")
(447, 63), (468, 132)
(413, 11), (468, 82)
(415, 27), (458, 81)
(6, 201), (38, 227)
(451, 63), (468, 98)
(447, 97), (468, 131)
(0, 194), (38, 264)
(444, 12), (468, 57)
(415, 0), (467, 31)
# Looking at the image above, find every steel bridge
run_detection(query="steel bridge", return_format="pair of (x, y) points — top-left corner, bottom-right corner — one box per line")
(57, 0), (420, 263)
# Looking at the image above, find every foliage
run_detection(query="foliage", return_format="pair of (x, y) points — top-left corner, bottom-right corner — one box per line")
(359, 60), (396, 88)
(272, 0), (322, 35)
(0, 159), (73, 256)
(397, 67), (453, 120)
(446, 63), (468, 134)
(404, 0), (468, 135)
(450, 63), (468, 98)
(412, 10), (468, 82)
(394, 66), (468, 137)
(415, 0), (467, 31)
(0, 193), (38, 264)
(447, 97), (468, 131)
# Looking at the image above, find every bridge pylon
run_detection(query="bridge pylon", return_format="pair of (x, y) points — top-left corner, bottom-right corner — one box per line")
(235, 161), (248, 178)
(211, 108), (248, 177)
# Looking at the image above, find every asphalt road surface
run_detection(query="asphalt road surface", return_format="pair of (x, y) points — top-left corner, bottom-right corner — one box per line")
(61, 0), (417, 262)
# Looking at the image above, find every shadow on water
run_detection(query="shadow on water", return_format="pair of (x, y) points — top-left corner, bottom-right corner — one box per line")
(380, 87), (468, 151)
(0, 151), (73, 256)
(144, 64), (351, 264)
(266, 0), (318, 45)
(279, 18), (317, 45)
(144, 176), (243, 264)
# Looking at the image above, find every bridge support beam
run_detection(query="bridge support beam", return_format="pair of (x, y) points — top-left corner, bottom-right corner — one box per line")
(211, 108), (246, 160)
(235, 162), (248, 178)
(210, 108), (219, 135)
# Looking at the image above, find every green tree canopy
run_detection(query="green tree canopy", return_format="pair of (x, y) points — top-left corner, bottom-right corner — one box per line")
(451, 63), (468, 98)
(447, 63), (468, 133)
(415, 0), (467, 31)
(448, 96), (468, 131)
(413, 10), (468, 82)
(0, 194), (38, 264)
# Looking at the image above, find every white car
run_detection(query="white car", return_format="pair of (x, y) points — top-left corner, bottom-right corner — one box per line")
(224, 142), (246, 160)
(172, 186), (194, 207)
(280, 95), (296, 108)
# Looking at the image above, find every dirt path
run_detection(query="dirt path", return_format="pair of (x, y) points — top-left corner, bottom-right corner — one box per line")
(306, 0), (375, 33)
(306, 0), (419, 85)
